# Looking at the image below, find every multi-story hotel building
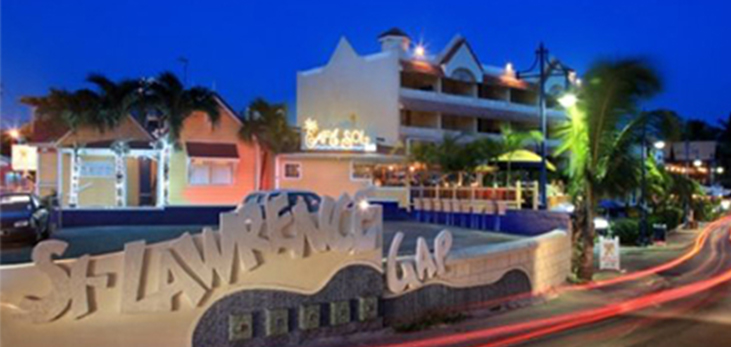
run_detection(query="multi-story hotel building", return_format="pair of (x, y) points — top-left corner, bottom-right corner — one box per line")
(277, 28), (572, 207)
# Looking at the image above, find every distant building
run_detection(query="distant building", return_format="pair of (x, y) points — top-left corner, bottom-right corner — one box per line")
(25, 96), (267, 208)
(278, 28), (573, 205)
(662, 141), (722, 185)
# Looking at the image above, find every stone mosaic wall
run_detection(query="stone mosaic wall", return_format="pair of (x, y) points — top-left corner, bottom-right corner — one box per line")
(383, 270), (531, 326)
(192, 265), (383, 347)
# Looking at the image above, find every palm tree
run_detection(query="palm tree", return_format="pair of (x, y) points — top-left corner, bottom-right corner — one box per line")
(499, 124), (542, 186)
(84, 73), (141, 132)
(146, 71), (221, 143)
(239, 98), (299, 190)
(556, 59), (664, 281)
(21, 88), (101, 132)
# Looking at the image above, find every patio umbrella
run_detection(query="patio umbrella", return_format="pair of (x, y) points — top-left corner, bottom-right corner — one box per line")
(474, 164), (498, 173)
(497, 149), (557, 172)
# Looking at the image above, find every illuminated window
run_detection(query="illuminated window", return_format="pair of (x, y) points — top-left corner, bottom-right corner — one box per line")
(189, 161), (234, 185)
(283, 162), (301, 179)
(351, 162), (374, 181)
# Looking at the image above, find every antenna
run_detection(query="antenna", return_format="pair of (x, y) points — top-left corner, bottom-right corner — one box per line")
(177, 56), (189, 86)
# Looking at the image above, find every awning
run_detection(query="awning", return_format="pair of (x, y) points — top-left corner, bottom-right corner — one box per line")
(497, 149), (557, 171)
(185, 142), (239, 159)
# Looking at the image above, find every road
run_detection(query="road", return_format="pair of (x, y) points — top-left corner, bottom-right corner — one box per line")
(516, 217), (731, 347)
(359, 216), (731, 347)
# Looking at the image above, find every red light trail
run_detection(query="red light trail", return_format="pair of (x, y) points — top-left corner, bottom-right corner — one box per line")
(373, 215), (731, 347)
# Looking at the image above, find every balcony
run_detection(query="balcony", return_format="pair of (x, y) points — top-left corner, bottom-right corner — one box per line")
(399, 88), (566, 122)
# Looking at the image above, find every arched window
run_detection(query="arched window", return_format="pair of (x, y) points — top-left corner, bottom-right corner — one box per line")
(451, 68), (476, 83)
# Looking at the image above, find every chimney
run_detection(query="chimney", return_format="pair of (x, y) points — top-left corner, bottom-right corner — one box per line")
(378, 27), (411, 56)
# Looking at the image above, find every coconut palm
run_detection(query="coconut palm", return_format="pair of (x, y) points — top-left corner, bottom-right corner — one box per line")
(84, 73), (141, 132)
(499, 124), (542, 186)
(239, 98), (299, 190)
(146, 71), (221, 143)
(556, 59), (665, 281)
(21, 88), (101, 131)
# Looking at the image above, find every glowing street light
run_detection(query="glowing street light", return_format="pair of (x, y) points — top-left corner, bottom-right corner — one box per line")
(505, 62), (514, 76)
(7, 128), (20, 140)
(358, 199), (370, 211)
(716, 167), (725, 174)
(653, 141), (666, 150)
(557, 93), (578, 108)
(693, 159), (702, 168)
(413, 44), (426, 58)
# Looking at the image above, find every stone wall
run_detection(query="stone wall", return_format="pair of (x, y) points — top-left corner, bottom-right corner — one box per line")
(383, 229), (571, 324)
(444, 230), (572, 293)
(193, 266), (383, 347)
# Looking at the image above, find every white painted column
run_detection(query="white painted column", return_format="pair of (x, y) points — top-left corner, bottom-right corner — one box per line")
(57, 150), (63, 203)
(114, 151), (127, 207)
(156, 150), (165, 207)
(68, 149), (81, 207)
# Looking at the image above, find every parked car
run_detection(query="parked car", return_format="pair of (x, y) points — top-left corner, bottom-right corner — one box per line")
(243, 190), (321, 214)
(0, 193), (52, 243)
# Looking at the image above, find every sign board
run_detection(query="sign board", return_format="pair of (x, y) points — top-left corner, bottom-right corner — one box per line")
(11, 144), (38, 171)
(80, 161), (115, 177)
(302, 118), (376, 152)
(599, 235), (620, 271)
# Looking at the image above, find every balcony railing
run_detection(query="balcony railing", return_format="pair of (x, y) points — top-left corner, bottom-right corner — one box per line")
(400, 88), (566, 120)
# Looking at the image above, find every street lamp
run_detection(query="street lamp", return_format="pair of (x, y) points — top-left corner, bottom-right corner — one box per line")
(7, 128), (20, 141)
(517, 43), (577, 209)
(557, 93), (578, 108)
(653, 141), (666, 150)
(693, 159), (702, 168)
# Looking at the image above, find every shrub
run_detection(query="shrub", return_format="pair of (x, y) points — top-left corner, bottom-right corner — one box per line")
(650, 206), (683, 230)
(610, 218), (640, 245)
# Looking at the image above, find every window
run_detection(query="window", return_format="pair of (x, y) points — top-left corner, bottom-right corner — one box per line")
(283, 162), (301, 179)
(211, 164), (233, 184)
(351, 162), (374, 181)
(451, 68), (476, 83)
(189, 161), (234, 185)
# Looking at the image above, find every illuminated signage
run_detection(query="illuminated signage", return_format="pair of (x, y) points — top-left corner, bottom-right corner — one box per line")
(11, 144), (38, 171)
(303, 118), (376, 152)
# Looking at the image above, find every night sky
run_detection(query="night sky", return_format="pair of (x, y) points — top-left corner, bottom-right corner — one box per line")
(2, 0), (731, 128)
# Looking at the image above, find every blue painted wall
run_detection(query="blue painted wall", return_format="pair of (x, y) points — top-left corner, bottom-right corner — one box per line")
(57, 206), (234, 228)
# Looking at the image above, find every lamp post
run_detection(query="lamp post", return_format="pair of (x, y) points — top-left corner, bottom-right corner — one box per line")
(639, 123), (666, 247)
(517, 43), (575, 209)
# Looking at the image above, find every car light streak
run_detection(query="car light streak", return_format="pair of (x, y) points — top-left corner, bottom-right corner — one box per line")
(451, 216), (731, 314)
(373, 219), (731, 347)
(478, 257), (731, 347)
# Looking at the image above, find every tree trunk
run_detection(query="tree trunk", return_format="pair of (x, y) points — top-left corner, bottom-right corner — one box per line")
(259, 150), (268, 190)
(576, 184), (596, 281)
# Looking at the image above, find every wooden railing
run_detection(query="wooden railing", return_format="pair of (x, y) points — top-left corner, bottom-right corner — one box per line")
(409, 181), (539, 210)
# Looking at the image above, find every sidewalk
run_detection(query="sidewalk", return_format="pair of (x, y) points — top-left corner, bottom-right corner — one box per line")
(593, 225), (701, 280)
(311, 225), (704, 347)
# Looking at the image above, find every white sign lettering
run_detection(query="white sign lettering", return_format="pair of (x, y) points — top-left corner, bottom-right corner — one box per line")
(302, 118), (376, 152)
(386, 230), (452, 294)
(20, 191), (381, 322)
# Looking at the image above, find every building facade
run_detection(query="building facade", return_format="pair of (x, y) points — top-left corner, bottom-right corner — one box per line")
(280, 28), (570, 205)
(28, 97), (264, 208)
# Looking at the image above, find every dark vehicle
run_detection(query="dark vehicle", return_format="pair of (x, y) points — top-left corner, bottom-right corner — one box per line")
(243, 190), (321, 214)
(0, 193), (52, 243)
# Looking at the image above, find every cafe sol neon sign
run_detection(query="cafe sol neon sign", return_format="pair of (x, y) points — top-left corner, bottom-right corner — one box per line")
(303, 118), (376, 152)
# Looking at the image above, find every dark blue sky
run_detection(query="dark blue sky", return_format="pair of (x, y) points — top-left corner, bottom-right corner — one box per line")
(3, 0), (731, 128)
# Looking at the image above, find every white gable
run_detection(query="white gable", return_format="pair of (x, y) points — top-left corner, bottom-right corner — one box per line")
(441, 42), (483, 83)
(327, 37), (360, 68)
